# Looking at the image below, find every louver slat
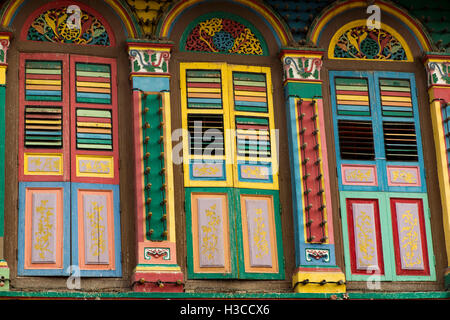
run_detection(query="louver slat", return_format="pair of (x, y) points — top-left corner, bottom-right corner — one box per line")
(379, 79), (413, 117)
(233, 72), (268, 113)
(236, 116), (271, 158)
(75, 63), (112, 104)
(338, 120), (375, 160)
(383, 121), (418, 161)
(25, 61), (62, 101)
(25, 106), (63, 148)
(76, 108), (113, 150)
(335, 77), (370, 116)
(186, 70), (223, 109)
(188, 114), (224, 156)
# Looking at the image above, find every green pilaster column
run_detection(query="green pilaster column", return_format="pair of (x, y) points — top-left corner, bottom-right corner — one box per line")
(0, 31), (11, 291)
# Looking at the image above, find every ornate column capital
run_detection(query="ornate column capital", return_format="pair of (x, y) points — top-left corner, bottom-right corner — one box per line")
(127, 40), (174, 77)
(279, 48), (324, 83)
(423, 52), (450, 88)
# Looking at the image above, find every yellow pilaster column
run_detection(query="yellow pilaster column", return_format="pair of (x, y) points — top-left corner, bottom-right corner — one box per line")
(424, 52), (450, 289)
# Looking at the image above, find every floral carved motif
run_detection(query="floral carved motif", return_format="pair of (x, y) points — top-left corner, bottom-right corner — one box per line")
(129, 49), (170, 74)
(185, 17), (263, 55)
(333, 25), (407, 61)
(27, 6), (110, 46)
(283, 56), (322, 81)
(426, 61), (450, 86)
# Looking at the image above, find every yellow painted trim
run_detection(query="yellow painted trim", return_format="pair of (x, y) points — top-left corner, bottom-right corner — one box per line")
(161, 92), (176, 242)
(75, 155), (114, 179)
(292, 270), (346, 293)
(328, 19), (413, 62)
(310, 0), (432, 52)
(128, 46), (170, 52)
(0, 65), (6, 85)
(428, 89), (450, 264)
(24, 153), (63, 176)
(134, 265), (182, 272)
(0, 0), (24, 27)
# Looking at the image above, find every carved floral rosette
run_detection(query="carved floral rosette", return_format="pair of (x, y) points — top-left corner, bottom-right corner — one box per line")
(129, 48), (171, 75)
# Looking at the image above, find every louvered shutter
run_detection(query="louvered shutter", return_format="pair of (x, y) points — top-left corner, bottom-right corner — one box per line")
(230, 67), (278, 189)
(182, 64), (232, 187)
(331, 71), (435, 281)
(18, 53), (121, 277)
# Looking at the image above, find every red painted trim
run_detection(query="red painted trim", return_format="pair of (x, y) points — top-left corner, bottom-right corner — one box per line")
(380, 91), (412, 97)
(336, 90), (369, 96)
(76, 76), (111, 83)
(127, 41), (174, 50)
(20, 0), (116, 47)
(346, 198), (385, 276)
(390, 198), (430, 276)
(70, 55), (119, 185)
(19, 53), (70, 182)
(279, 49), (325, 58)
(132, 91), (145, 244)
(131, 271), (184, 293)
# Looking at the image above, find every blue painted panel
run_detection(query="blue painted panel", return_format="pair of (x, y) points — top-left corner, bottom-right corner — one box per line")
(71, 183), (122, 277)
(189, 160), (226, 181)
(132, 76), (170, 92)
(17, 182), (71, 276)
(237, 161), (273, 183)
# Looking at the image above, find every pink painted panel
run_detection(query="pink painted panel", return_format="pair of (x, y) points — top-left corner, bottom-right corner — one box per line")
(387, 166), (421, 187)
(197, 197), (225, 268)
(31, 192), (57, 263)
(341, 164), (377, 186)
(245, 199), (273, 268)
(82, 193), (110, 265)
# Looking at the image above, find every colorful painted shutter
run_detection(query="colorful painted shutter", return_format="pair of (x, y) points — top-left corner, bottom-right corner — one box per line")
(230, 67), (278, 189)
(182, 64), (231, 187)
(331, 71), (435, 281)
(18, 54), (120, 277)
(181, 63), (283, 280)
(70, 55), (120, 276)
(19, 54), (70, 182)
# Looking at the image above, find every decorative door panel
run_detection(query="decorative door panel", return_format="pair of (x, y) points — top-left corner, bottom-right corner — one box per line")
(390, 198), (431, 277)
(18, 182), (70, 276)
(345, 198), (385, 276)
(237, 191), (283, 278)
(70, 55), (119, 185)
(19, 54), (70, 182)
(71, 184), (121, 277)
(186, 191), (235, 278)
